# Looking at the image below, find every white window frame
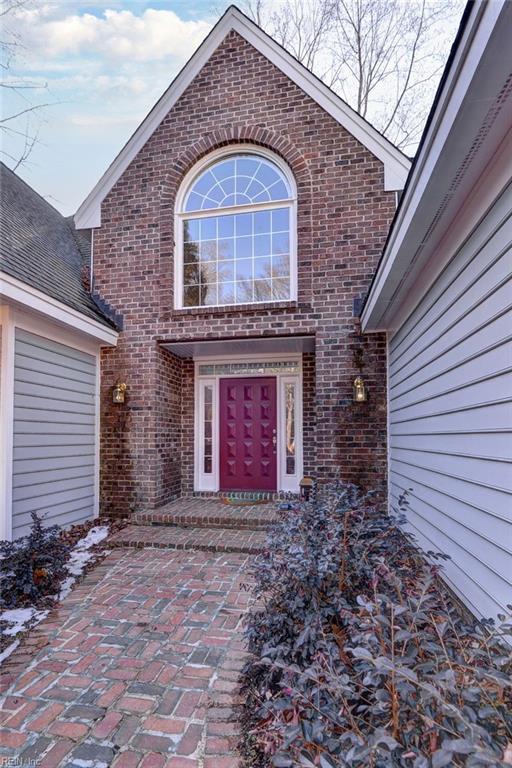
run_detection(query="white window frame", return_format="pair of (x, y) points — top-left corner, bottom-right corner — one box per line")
(194, 353), (303, 494)
(196, 378), (219, 492)
(174, 145), (298, 310)
(279, 375), (302, 487)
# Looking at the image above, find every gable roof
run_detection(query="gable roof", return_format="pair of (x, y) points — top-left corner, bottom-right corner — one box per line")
(0, 162), (115, 328)
(75, 4), (410, 230)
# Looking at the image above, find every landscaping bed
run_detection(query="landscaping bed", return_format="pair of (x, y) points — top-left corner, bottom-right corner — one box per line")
(0, 513), (127, 661)
(240, 483), (512, 767)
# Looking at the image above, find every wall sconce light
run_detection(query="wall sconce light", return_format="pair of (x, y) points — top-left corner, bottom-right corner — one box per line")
(112, 382), (127, 404)
(353, 376), (367, 403)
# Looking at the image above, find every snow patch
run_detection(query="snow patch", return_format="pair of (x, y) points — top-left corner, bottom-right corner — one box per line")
(59, 525), (109, 598)
(0, 607), (49, 636)
(0, 639), (19, 664)
(0, 524), (109, 664)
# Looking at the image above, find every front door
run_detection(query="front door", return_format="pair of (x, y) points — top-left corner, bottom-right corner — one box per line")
(219, 377), (277, 491)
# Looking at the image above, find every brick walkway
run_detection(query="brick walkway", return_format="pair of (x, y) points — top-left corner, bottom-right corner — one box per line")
(0, 545), (255, 767)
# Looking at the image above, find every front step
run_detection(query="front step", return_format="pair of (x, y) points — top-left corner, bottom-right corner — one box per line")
(109, 524), (267, 554)
(134, 499), (280, 531)
(134, 509), (277, 531)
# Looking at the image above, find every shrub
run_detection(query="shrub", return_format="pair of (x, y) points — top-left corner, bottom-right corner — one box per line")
(240, 483), (512, 767)
(0, 512), (70, 609)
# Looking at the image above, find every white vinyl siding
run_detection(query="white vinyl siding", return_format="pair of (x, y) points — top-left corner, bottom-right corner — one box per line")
(388, 183), (512, 621)
(12, 329), (97, 539)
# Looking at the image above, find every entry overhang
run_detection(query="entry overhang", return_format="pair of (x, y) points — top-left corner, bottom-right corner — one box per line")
(160, 334), (315, 359)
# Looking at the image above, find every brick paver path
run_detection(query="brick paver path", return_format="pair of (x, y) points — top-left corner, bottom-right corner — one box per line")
(0, 546), (254, 767)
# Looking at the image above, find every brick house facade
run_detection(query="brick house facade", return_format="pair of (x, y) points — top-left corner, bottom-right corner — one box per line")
(77, 8), (409, 517)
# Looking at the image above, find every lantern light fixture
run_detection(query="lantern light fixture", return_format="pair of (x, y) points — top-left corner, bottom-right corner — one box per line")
(299, 476), (314, 501)
(353, 376), (367, 403)
(112, 382), (127, 404)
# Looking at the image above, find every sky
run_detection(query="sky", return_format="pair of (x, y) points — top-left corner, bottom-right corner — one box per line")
(2, 0), (222, 214)
(2, 0), (462, 216)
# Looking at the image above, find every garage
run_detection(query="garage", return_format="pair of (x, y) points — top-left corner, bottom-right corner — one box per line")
(11, 329), (97, 539)
(0, 161), (118, 541)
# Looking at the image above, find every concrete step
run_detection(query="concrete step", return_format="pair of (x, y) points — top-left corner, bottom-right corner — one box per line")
(109, 524), (268, 554)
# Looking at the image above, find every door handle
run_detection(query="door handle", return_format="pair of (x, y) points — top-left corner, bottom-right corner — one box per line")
(272, 435), (277, 447)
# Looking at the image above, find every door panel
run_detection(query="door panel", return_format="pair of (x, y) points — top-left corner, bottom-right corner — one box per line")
(219, 377), (277, 491)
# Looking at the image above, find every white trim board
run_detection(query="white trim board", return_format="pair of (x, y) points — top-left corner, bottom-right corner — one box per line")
(0, 306), (15, 540)
(0, 271), (119, 347)
(74, 6), (410, 230)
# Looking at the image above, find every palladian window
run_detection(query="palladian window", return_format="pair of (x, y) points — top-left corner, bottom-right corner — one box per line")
(176, 149), (296, 309)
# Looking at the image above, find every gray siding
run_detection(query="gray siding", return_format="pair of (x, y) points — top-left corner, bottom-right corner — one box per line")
(12, 329), (97, 539)
(388, 183), (512, 621)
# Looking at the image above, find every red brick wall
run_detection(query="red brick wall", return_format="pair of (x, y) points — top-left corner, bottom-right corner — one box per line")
(180, 359), (195, 497)
(154, 347), (182, 504)
(93, 30), (396, 515)
(100, 341), (157, 515)
(302, 351), (316, 478)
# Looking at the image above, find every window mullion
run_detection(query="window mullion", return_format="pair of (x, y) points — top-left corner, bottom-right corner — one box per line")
(178, 152), (295, 310)
(178, 197), (294, 221)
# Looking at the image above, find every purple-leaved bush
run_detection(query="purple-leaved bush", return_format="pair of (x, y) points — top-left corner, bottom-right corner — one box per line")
(240, 483), (512, 767)
(0, 512), (70, 609)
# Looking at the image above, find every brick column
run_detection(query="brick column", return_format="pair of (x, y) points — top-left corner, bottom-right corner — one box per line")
(99, 341), (158, 517)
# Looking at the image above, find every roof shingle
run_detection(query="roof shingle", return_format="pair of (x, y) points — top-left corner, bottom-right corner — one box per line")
(0, 162), (114, 328)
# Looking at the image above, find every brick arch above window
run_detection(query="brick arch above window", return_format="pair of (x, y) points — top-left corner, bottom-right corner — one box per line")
(159, 126), (313, 214)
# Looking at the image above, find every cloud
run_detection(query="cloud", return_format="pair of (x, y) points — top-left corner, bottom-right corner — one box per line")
(3, 2), (219, 215)
(16, 6), (212, 63)
(68, 112), (139, 128)
(6, 3), (216, 143)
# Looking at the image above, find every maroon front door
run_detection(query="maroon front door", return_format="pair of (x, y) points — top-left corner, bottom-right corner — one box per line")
(219, 377), (277, 492)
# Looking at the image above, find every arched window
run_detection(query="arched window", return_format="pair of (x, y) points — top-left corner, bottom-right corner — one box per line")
(175, 147), (296, 308)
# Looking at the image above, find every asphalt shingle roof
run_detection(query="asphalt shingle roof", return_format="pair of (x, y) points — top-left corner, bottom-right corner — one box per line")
(0, 162), (114, 328)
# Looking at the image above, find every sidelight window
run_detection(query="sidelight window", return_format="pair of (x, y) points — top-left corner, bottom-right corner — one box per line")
(203, 384), (213, 474)
(284, 382), (296, 475)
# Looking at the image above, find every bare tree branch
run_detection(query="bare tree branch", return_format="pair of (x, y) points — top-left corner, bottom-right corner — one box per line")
(241, 0), (463, 152)
(380, 0), (426, 135)
(0, 0), (31, 16)
(0, 102), (53, 123)
(0, 0), (52, 166)
(12, 118), (40, 170)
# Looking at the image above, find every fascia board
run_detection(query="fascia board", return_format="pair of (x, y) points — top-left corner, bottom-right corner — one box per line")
(0, 271), (119, 346)
(361, 0), (504, 332)
(230, 9), (410, 187)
